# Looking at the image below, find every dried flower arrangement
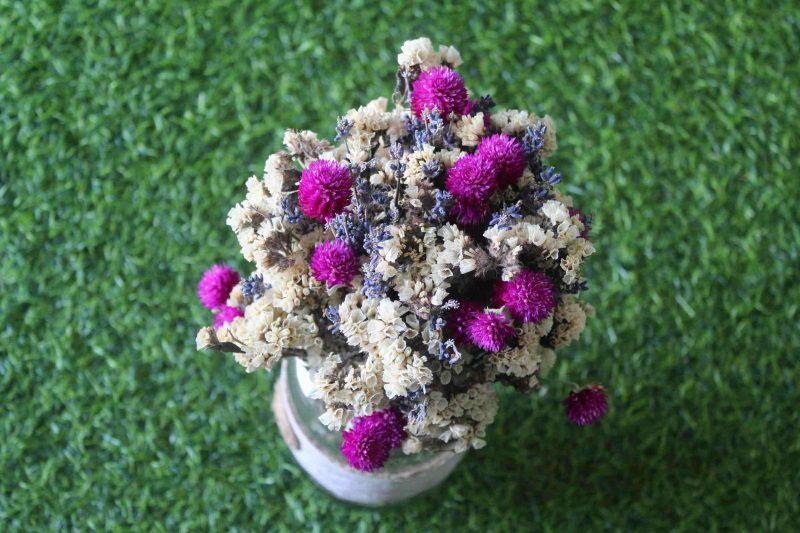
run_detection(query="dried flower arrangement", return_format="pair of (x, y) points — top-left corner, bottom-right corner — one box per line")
(196, 38), (607, 472)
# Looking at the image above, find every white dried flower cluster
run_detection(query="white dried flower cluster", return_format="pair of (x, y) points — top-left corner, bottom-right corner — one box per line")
(397, 37), (463, 70)
(197, 38), (597, 457)
(405, 383), (498, 453)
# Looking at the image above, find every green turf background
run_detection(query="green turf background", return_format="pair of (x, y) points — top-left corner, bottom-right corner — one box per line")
(2, 0), (799, 530)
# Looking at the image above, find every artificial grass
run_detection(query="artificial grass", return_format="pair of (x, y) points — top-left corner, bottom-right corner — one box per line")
(2, 0), (799, 530)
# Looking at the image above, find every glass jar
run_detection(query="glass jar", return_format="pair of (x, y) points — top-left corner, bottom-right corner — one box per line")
(272, 357), (465, 506)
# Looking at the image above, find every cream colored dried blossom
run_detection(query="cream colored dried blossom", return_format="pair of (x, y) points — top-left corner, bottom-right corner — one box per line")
(313, 354), (388, 430)
(490, 110), (557, 157)
(358, 298), (433, 398)
(375, 224), (405, 281)
(226, 202), (263, 262)
(382, 346), (432, 399)
(539, 115), (558, 157)
(344, 130), (374, 164)
(195, 326), (218, 350)
(269, 267), (316, 313)
(396, 272), (449, 319)
(402, 145), (438, 211)
(337, 293), (372, 349)
(542, 199), (570, 225)
(397, 37), (439, 70)
(407, 383), (499, 452)
(451, 113), (485, 147)
(561, 237), (595, 285)
(345, 97), (402, 136)
(216, 294), (320, 373)
(438, 45), (463, 68)
(548, 296), (592, 349)
(483, 217), (551, 280)
(367, 299), (411, 345)
(437, 147), (465, 169)
(319, 143), (348, 163)
(436, 223), (478, 276)
(243, 175), (280, 216)
(226, 282), (246, 309)
(490, 320), (555, 388)
(262, 151), (295, 197)
(283, 129), (332, 160)
(402, 436), (423, 454)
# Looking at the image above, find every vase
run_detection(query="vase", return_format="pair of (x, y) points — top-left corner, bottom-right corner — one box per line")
(271, 357), (465, 506)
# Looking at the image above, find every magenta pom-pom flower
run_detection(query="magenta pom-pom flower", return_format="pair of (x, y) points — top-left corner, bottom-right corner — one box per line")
(493, 269), (557, 324)
(213, 305), (244, 329)
(410, 66), (469, 120)
(310, 239), (360, 288)
(445, 300), (483, 345)
(197, 264), (240, 310)
(446, 153), (499, 226)
(467, 311), (515, 353)
(477, 134), (526, 188)
(564, 385), (608, 425)
(341, 408), (406, 472)
(298, 159), (353, 222)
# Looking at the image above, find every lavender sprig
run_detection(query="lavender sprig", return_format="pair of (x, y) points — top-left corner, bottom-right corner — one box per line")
(361, 224), (391, 298)
(323, 305), (341, 333)
(421, 160), (442, 180)
(328, 212), (367, 250)
(334, 116), (354, 142)
(280, 195), (304, 224)
(242, 273), (269, 302)
(541, 166), (562, 186)
(489, 202), (523, 230)
(438, 339), (462, 364)
(425, 189), (454, 223)
(522, 121), (547, 159)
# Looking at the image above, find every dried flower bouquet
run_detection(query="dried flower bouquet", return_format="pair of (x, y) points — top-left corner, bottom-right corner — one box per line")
(196, 38), (606, 472)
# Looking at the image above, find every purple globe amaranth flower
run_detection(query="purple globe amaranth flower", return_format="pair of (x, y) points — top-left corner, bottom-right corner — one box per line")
(298, 159), (353, 222)
(341, 408), (406, 472)
(477, 134), (526, 188)
(310, 239), (360, 288)
(410, 66), (469, 120)
(564, 385), (608, 426)
(197, 264), (240, 310)
(450, 198), (492, 227)
(446, 153), (499, 226)
(213, 305), (244, 329)
(445, 300), (483, 345)
(467, 310), (515, 353)
(493, 269), (557, 324)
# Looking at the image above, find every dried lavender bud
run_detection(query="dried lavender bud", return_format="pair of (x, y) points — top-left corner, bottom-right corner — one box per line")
(280, 195), (304, 224)
(438, 339), (462, 364)
(334, 116), (354, 141)
(324, 305), (341, 333)
(541, 166), (562, 186)
(425, 189), (454, 223)
(489, 202), (523, 230)
(242, 273), (268, 301)
(522, 121), (547, 158)
(421, 159), (442, 179)
(328, 212), (366, 250)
